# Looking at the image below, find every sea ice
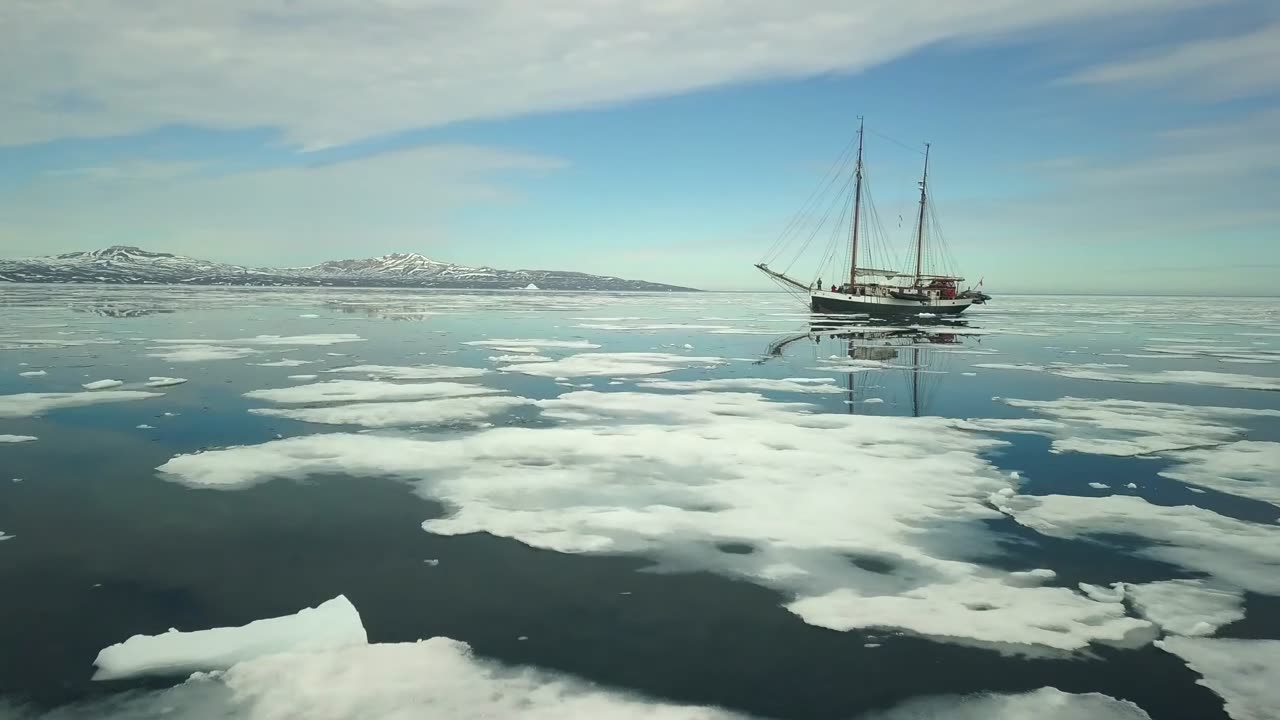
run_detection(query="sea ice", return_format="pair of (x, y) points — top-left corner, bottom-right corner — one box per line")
(1000, 493), (1280, 595)
(0, 391), (162, 418)
(1156, 637), (1280, 720)
(322, 364), (489, 379)
(860, 687), (1152, 720)
(82, 379), (124, 390)
(244, 380), (500, 405)
(1088, 482), (1110, 489)
(1159, 441), (1280, 508)
(18, 370), (46, 377)
(500, 352), (723, 377)
(159, 391), (1154, 652)
(68, 636), (747, 720)
(0, 435), (37, 443)
(253, 359), (314, 367)
(1124, 580), (1244, 637)
(145, 377), (188, 388)
(638, 378), (845, 394)
(147, 345), (260, 362)
(154, 334), (365, 347)
(464, 338), (601, 350)
(92, 595), (367, 681)
(251, 395), (530, 428)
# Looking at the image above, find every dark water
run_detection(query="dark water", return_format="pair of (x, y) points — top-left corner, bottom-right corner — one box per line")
(1, 286), (1277, 719)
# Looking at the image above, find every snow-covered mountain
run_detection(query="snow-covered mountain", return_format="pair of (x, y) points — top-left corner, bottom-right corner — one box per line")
(0, 246), (695, 291)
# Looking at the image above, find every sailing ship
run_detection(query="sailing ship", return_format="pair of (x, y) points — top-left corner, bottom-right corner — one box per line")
(755, 118), (991, 315)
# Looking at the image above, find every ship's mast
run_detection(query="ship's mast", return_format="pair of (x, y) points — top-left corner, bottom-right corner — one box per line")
(914, 143), (930, 284)
(848, 117), (865, 289)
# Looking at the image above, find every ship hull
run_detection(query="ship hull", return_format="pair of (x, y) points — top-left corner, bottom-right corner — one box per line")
(810, 290), (972, 315)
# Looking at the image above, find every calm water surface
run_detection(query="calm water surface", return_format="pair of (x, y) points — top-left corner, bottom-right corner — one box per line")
(1, 286), (1277, 719)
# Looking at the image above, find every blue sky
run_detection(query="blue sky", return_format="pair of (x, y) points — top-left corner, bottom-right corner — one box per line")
(0, 1), (1276, 293)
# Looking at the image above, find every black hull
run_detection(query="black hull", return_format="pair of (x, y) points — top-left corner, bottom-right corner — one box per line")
(810, 295), (970, 316)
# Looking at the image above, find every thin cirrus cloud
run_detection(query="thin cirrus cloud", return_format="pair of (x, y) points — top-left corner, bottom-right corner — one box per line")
(1061, 20), (1280, 100)
(2, 0), (1216, 149)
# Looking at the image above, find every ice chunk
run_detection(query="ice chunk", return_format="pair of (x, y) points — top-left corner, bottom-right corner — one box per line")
(489, 354), (552, 363)
(252, 359), (314, 367)
(0, 391), (161, 418)
(82, 379), (124, 390)
(154, 334), (364, 347)
(147, 345), (260, 362)
(1160, 441), (1280, 508)
(322, 364), (489, 379)
(136, 424), (155, 430)
(500, 352), (723, 377)
(1079, 582), (1126, 603)
(464, 338), (601, 350)
(67, 636), (747, 719)
(1000, 493), (1280, 595)
(861, 687), (1151, 720)
(1125, 580), (1243, 637)
(18, 370), (46, 377)
(1088, 482), (1110, 490)
(0, 531), (12, 541)
(638, 378), (844, 394)
(1157, 637), (1280, 720)
(0, 434), (37, 443)
(145, 377), (188, 388)
(244, 380), (499, 405)
(92, 595), (367, 681)
(251, 395), (530, 428)
(288, 374), (318, 381)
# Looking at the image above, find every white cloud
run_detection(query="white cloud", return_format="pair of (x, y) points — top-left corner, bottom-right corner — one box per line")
(1063, 21), (1280, 100)
(0, 0), (1214, 148)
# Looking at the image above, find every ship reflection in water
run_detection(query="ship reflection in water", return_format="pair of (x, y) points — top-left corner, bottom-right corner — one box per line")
(762, 318), (977, 416)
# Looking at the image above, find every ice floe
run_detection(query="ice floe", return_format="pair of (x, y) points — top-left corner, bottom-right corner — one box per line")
(1156, 637), (1280, 720)
(0, 391), (162, 418)
(252, 359), (314, 367)
(637, 377), (845, 394)
(1159, 441), (1280, 508)
(974, 363), (1280, 391)
(155, 334), (365, 347)
(463, 338), (601, 350)
(17, 370), (46, 377)
(322, 364), (489, 380)
(244, 380), (499, 405)
(489, 353), (553, 363)
(147, 345), (260, 362)
(861, 687), (1152, 720)
(1125, 580), (1244, 637)
(159, 391), (1153, 652)
(252, 395), (530, 428)
(56, 635), (746, 720)
(997, 397), (1280, 457)
(500, 352), (723, 378)
(0, 435), (37, 443)
(0, 531), (12, 542)
(998, 494), (1280, 595)
(144, 377), (188, 388)
(93, 595), (367, 681)
(82, 379), (124, 390)
(288, 374), (318, 381)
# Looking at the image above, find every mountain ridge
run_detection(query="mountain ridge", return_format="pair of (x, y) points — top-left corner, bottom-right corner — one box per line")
(0, 246), (696, 292)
